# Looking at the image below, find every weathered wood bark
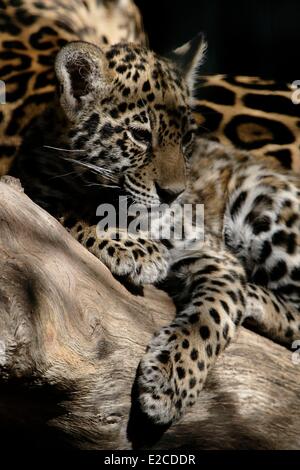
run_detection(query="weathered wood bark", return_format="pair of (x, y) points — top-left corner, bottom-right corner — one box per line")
(0, 176), (299, 450)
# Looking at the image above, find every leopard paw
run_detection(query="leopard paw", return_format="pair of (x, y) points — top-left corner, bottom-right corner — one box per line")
(137, 325), (208, 425)
(78, 229), (170, 285)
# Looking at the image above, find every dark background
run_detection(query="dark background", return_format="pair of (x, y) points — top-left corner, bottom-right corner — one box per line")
(135, 0), (299, 81)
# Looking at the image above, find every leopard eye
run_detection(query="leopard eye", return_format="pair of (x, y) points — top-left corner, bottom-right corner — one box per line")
(129, 127), (152, 144)
(182, 130), (194, 147)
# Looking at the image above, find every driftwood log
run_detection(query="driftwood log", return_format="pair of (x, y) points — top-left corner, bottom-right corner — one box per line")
(0, 176), (299, 450)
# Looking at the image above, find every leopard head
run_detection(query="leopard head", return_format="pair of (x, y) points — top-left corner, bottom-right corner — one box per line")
(55, 35), (206, 206)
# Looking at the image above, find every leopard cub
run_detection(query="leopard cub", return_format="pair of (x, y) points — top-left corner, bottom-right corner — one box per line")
(12, 31), (300, 427)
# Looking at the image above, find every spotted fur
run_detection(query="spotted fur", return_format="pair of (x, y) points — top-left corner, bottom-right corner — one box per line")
(193, 75), (300, 171)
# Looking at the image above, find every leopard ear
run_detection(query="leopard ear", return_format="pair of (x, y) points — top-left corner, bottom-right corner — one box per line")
(55, 41), (111, 120)
(168, 33), (207, 97)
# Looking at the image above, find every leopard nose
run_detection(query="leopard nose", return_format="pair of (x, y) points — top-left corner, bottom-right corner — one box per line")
(155, 182), (185, 204)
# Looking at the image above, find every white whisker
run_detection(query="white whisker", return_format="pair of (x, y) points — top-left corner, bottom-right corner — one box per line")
(80, 156), (115, 174)
(84, 181), (120, 189)
(63, 157), (119, 183)
(43, 145), (86, 152)
(50, 170), (81, 180)
(43, 145), (122, 188)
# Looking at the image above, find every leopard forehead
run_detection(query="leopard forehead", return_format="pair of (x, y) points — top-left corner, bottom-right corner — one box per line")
(98, 43), (192, 132)
(104, 43), (189, 99)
